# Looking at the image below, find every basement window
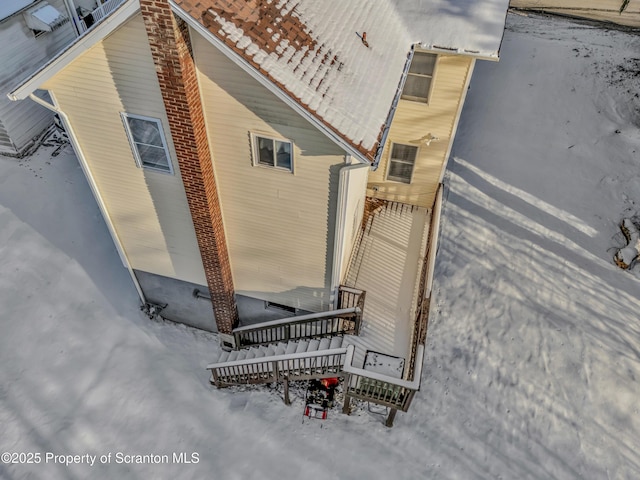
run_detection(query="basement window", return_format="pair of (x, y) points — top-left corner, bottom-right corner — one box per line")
(386, 143), (418, 184)
(121, 113), (173, 174)
(251, 133), (293, 172)
(265, 301), (297, 314)
(402, 52), (437, 103)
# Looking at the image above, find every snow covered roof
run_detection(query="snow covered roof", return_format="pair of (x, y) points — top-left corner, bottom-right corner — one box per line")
(0, 0), (36, 22)
(174, 0), (510, 161)
(9, 0), (509, 163)
(393, 0), (511, 55)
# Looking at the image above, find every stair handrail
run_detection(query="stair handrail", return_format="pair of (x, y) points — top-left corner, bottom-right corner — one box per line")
(232, 307), (361, 348)
(233, 307), (359, 332)
(207, 346), (348, 370)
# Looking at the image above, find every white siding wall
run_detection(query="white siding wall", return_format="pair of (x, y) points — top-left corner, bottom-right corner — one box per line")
(192, 28), (347, 312)
(338, 165), (369, 282)
(42, 14), (207, 286)
(0, 0), (75, 154)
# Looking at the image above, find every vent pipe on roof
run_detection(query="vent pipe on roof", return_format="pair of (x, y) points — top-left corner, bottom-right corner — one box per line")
(356, 31), (369, 48)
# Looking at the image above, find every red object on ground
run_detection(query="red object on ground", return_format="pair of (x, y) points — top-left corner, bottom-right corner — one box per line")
(320, 377), (339, 389)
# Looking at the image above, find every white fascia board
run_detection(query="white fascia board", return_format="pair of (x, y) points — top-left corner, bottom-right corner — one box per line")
(7, 0), (139, 101)
(418, 44), (500, 62)
(170, 0), (370, 166)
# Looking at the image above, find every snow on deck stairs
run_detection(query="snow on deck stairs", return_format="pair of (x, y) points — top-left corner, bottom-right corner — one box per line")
(208, 336), (347, 388)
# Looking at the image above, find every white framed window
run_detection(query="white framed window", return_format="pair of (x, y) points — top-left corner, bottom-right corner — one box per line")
(251, 133), (293, 173)
(387, 143), (418, 184)
(121, 113), (173, 174)
(401, 52), (437, 103)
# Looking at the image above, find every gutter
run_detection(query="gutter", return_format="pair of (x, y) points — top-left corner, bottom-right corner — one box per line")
(372, 48), (414, 171)
(330, 156), (370, 308)
(27, 91), (146, 306)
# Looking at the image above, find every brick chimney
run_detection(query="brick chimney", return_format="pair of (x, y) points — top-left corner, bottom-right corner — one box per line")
(139, 0), (238, 333)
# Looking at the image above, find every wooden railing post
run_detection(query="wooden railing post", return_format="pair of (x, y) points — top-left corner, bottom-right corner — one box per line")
(354, 307), (362, 336)
(385, 409), (397, 428)
(283, 376), (290, 405)
(342, 372), (354, 414)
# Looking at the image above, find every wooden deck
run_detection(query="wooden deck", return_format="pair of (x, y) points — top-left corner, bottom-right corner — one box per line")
(342, 201), (431, 377)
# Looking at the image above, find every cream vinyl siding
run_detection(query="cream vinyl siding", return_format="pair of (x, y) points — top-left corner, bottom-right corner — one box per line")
(338, 166), (369, 283)
(368, 54), (473, 208)
(42, 14), (206, 286)
(511, 0), (640, 28)
(0, 0), (75, 154)
(192, 28), (346, 313)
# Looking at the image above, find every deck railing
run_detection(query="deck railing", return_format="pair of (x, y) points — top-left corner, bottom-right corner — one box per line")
(232, 307), (361, 349)
(231, 286), (365, 349)
(78, 0), (126, 33)
(342, 344), (424, 426)
(337, 285), (366, 314)
(208, 347), (348, 388)
(407, 183), (443, 379)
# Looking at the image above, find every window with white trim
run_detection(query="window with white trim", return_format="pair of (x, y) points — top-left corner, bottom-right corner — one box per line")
(387, 143), (418, 184)
(121, 113), (173, 174)
(401, 52), (437, 103)
(251, 133), (293, 172)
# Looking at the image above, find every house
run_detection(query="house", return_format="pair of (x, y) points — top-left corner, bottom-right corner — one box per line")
(511, 0), (640, 27)
(0, 0), (74, 156)
(9, 0), (509, 425)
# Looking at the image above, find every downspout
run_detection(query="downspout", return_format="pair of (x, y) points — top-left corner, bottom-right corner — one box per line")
(27, 91), (146, 305)
(330, 155), (370, 309)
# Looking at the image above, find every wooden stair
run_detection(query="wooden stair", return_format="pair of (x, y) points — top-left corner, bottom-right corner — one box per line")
(208, 336), (347, 388)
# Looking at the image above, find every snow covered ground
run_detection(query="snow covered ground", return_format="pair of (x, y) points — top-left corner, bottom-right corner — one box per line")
(1, 12), (639, 480)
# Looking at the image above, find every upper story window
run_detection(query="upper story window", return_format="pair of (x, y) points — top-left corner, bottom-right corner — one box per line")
(251, 133), (293, 173)
(401, 52), (437, 103)
(121, 113), (173, 174)
(387, 143), (418, 184)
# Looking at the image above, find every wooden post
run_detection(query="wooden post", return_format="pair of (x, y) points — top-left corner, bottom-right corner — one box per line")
(283, 376), (291, 405)
(385, 408), (397, 427)
(342, 375), (352, 414)
(342, 394), (351, 415)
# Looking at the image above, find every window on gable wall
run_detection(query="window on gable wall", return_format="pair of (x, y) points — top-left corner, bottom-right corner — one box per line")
(401, 52), (437, 103)
(387, 143), (418, 184)
(251, 133), (293, 172)
(121, 113), (173, 174)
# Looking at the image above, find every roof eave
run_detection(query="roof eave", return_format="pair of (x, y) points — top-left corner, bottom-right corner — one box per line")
(416, 44), (501, 62)
(170, 1), (371, 165)
(7, 0), (139, 101)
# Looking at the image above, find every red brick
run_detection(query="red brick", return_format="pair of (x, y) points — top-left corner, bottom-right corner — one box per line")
(140, 0), (238, 333)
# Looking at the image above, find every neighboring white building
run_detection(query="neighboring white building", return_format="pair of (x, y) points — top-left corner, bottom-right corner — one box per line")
(0, 0), (74, 156)
(511, 0), (640, 27)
